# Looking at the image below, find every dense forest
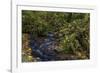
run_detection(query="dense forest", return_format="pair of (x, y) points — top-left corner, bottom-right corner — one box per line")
(22, 10), (90, 62)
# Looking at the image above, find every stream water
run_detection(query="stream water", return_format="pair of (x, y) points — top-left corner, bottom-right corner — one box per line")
(29, 33), (58, 61)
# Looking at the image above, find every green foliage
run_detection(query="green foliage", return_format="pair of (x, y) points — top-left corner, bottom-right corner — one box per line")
(22, 10), (90, 60)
